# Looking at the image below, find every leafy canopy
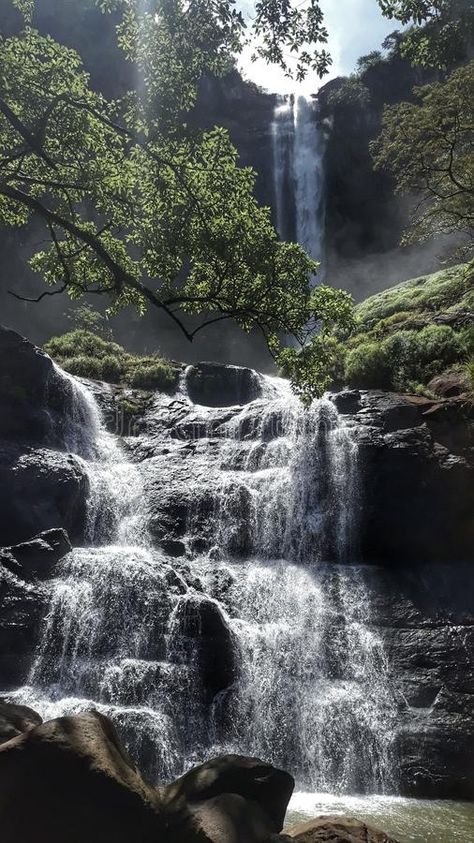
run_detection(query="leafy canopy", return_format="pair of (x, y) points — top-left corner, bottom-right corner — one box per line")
(0, 0), (466, 398)
(372, 62), (474, 251)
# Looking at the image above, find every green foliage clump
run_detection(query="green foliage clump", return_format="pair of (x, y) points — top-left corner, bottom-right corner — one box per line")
(45, 330), (178, 391)
(345, 342), (393, 389)
(340, 264), (473, 394)
(127, 361), (177, 390)
(465, 360), (474, 393)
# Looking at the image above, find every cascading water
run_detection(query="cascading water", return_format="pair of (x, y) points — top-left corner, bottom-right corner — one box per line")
(272, 94), (326, 271)
(10, 370), (398, 793)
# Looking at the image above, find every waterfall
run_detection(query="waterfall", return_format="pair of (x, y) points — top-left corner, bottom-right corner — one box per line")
(272, 94), (326, 271)
(10, 371), (398, 793)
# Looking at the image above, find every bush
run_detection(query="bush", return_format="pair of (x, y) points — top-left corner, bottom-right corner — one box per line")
(101, 355), (123, 383)
(127, 362), (177, 391)
(345, 342), (393, 389)
(465, 360), (474, 393)
(62, 355), (103, 380)
(45, 330), (178, 392)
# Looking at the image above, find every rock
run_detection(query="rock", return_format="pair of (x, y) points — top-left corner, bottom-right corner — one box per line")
(0, 444), (89, 546)
(286, 816), (399, 842)
(186, 363), (262, 407)
(0, 564), (47, 689)
(0, 325), (77, 448)
(0, 700), (42, 745)
(0, 710), (295, 843)
(0, 711), (165, 843)
(331, 390), (362, 415)
(164, 754), (294, 839)
(354, 390), (474, 564)
(428, 372), (469, 398)
(2, 529), (72, 581)
(170, 595), (237, 698)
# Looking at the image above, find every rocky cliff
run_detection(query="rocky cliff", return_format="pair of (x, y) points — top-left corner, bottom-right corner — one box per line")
(0, 328), (473, 801)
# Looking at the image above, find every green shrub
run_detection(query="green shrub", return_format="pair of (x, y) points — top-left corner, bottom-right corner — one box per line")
(45, 329), (126, 363)
(62, 355), (103, 379)
(45, 330), (178, 391)
(101, 355), (124, 383)
(465, 359), (474, 393)
(345, 342), (393, 389)
(126, 362), (177, 391)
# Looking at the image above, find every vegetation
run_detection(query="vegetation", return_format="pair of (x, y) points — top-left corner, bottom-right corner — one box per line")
(373, 62), (474, 252)
(378, 0), (474, 68)
(342, 263), (474, 393)
(45, 330), (179, 390)
(0, 0), (467, 400)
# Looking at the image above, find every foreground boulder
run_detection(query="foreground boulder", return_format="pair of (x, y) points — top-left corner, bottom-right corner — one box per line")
(0, 710), (294, 843)
(164, 755), (294, 842)
(0, 711), (166, 843)
(0, 700), (42, 745)
(286, 816), (399, 842)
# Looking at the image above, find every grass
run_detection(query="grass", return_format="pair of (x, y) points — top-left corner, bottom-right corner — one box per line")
(44, 330), (179, 391)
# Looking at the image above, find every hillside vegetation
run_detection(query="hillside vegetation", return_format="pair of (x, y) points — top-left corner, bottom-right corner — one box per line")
(343, 263), (473, 394)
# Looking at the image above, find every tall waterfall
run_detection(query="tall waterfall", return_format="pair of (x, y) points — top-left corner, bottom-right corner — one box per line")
(272, 94), (326, 271)
(11, 372), (397, 793)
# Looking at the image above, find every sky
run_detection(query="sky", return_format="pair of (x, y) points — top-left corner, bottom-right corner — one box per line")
(237, 0), (400, 94)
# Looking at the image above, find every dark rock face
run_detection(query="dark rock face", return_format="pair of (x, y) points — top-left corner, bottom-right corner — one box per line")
(362, 563), (474, 799)
(170, 595), (237, 699)
(0, 328), (91, 545)
(0, 530), (71, 689)
(0, 443), (89, 546)
(0, 324), (80, 449)
(2, 528), (71, 581)
(186, 363), (262, 408)
(286, 816), (399, 842)
(344, 390), (474, 565)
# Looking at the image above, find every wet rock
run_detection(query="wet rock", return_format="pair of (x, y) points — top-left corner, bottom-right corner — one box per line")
(2, 529), (71, 581)
(331, 390), (362, 415)
(0, 700), (42, 745)
(0, 445), (89, 546)
(0, 564), (48, 689)
(170, 595), (237, 698)
(164, 754), (294, 836)
(354, 390), (474, 564)
(186, 362), (262, 407)
(286, 816), (399, 842)
(428, 372), (469, 398)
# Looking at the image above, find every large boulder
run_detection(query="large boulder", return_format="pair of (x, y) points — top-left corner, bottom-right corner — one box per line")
(164, 754), (294, 841)
(0, 444), (89, 546)
(0, 700), (42, 745)
(286, 816), (399, 842)
(0, 711), (165, 843)
(0, 711), (295, 843)
(185, 363), (262, 407)
(0, 325), (72, 447)
(2, 528), (72, 581)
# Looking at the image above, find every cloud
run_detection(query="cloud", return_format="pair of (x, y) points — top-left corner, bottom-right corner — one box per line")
(236, 0), (400, 93)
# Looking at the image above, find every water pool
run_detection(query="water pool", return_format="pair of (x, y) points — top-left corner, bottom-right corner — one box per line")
(285, 792), (474, 842)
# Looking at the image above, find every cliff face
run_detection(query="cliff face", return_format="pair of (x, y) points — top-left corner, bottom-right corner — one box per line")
(0, 331), (473, 799)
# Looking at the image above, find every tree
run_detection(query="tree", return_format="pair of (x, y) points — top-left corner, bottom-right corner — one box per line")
(372, 61), (474, 250)
(0, 0), (353, 398)
(377, 0), (474, 68)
